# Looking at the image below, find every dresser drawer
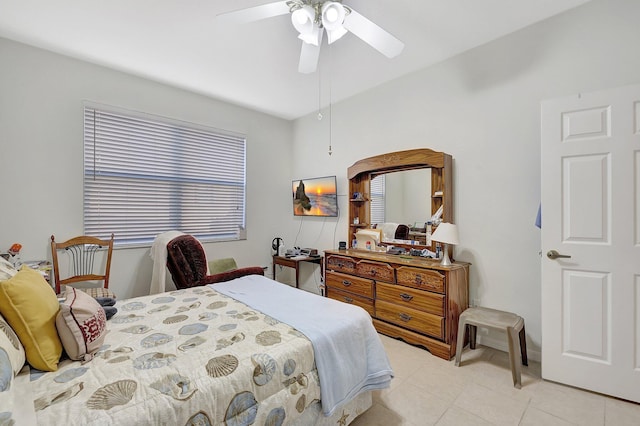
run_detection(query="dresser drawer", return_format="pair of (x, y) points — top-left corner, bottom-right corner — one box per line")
(327, 287), (374, 316)
(326, 255), (357, 274)
(355, 260), (395, 282)
(325, 271), (374, 298)
(376, 282), (444, 316)
(376, 299), (444, 339)
(396, 266), (445, 293)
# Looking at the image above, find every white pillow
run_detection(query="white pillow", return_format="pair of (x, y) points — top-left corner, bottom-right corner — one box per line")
(0, 312), (26, 382)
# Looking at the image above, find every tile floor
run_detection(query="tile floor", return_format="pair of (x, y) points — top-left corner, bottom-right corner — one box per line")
(351, 335), (640, 426)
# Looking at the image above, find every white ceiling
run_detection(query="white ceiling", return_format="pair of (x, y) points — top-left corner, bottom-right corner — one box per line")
(0, 0), (592, 120)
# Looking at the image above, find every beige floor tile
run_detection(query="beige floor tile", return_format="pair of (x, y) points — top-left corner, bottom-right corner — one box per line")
(350, 402), (415, 426)
(350, 335), (640, 426)
(454, 346), (514, 383)
(604, 397), (640, 426)
(529, 380), (605, 426)
(380, 334), (426, 359)
(519, 407), (576, 426)
(376, 382), (450, 425)
(435, 407), (494, 426)
(407, 360), (468, 404)
(384, 341), (427, 374)
(453, 382), (528, 426)
(462, 350), (541, 403)
(372, 387), (397, 406)
(387, 351), (423, 379)
(454, 344), (496, 366)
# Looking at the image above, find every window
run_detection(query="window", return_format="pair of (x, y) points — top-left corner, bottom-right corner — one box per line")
(370, 174), (385, 225)
(84, 104), (246, 246)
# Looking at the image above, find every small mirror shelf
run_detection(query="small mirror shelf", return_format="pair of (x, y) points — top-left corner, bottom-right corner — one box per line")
(347, 148), (453, 251)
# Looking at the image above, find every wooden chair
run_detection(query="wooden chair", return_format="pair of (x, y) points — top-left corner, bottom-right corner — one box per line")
(50, 234), (116, 299)
(166, 234), (264, 289)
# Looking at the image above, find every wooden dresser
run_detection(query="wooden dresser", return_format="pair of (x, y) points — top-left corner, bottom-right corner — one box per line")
(324, 249), (469, 360)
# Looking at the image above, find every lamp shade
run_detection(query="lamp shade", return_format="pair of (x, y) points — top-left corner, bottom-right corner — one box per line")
(292, 5), (319, 43)
(321, 2), (346, 28)
(430, 222), (459, 245)
(321, 2), (347, 44)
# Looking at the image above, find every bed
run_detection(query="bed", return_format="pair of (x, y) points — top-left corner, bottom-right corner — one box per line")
(0, 273), (392, 425)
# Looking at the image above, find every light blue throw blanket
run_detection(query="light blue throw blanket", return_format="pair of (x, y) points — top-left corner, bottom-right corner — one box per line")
(213, 275), (394, 416)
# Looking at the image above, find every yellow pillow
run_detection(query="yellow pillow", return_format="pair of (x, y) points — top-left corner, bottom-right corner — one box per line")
(0, 266), (62, 371)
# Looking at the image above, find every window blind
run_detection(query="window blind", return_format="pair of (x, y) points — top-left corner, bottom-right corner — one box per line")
(84, 104), (246, 246)
(370, 174), (385, 225)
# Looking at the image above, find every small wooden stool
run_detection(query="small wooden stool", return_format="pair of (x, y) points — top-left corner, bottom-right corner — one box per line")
(455, 307), (528, 388)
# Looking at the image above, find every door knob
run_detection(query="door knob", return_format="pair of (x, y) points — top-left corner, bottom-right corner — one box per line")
(546, 250), (571, 260)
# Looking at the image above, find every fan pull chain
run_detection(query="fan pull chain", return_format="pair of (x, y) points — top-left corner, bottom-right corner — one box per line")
(328, 102), (332, 156)
(317, 58), (323, 121)
(327, 43), (333, 156)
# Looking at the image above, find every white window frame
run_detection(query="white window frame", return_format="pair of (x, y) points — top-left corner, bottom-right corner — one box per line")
(83, 103), (247, 247)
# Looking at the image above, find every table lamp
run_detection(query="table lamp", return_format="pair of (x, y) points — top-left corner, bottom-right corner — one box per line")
(430, 222), (459, 266)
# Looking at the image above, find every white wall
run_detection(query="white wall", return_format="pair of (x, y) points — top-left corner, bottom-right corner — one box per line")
(289, 0), (640, 359)
(0, 38), (294, 299)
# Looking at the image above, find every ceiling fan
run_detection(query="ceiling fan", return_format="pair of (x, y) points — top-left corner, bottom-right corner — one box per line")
(218, 0), (405, 73)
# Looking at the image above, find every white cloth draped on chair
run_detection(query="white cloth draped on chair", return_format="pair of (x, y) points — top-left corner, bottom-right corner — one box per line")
(149, 231), (185, 295)
(149, 231), (211, 295)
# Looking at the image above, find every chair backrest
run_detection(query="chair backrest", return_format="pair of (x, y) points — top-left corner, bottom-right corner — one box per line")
(395, 224), (410, 240)
(166, 235), (208, 289)
(50, 234), (114, 295)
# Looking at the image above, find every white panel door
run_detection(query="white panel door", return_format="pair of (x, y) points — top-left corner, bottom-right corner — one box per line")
(541, 84), (640, 402)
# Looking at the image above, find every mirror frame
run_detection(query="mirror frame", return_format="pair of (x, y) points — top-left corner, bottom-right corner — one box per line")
(347, 148), (453, 251)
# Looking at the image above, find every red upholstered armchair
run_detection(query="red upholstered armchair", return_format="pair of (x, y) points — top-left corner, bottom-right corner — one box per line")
(394, 224), (410, 240)
(166, 234), (264, 289)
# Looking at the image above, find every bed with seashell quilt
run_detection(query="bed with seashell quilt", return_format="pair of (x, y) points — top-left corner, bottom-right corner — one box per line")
(2, 274), (392, 425)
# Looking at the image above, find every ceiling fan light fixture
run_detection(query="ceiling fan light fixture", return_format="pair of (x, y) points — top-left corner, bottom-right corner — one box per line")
(291, 5), (316, 33)
(321, 2), (347, 44)
(222, 0), (404, 73)
(321, 2), (346, 28)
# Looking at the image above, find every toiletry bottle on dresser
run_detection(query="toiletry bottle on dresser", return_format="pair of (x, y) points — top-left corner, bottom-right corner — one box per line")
(426, 221), (432, 245)
(435, 243), (441, 259)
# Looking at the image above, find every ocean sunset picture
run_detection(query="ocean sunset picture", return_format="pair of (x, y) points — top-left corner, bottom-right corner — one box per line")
(292, 176), (338, 217)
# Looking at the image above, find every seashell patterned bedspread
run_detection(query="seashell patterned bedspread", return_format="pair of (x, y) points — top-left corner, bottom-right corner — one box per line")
(6, 285), (371, 425)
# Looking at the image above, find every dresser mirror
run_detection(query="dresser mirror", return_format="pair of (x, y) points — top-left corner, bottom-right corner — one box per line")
(347, 149), (453, 251)
(370, 168), (431, 242)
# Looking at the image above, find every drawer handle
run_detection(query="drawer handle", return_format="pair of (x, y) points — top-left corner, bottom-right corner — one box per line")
(399, 313), (412, 322)
(369, 269), (377, 276)
(344, 297), (354, 303)
(400, 293), (413, 302)
(342, 280), (352, 287)
(414, 275), (423, 285)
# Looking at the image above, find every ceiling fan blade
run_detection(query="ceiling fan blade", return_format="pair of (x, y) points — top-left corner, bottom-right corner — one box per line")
(217, 1), (290, 25)
(343, 8), (405, 58)
(298, 40), (321, 74)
